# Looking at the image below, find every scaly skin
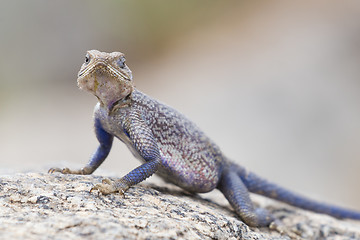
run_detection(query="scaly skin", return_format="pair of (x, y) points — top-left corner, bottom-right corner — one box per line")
(49, 50), (360, 227)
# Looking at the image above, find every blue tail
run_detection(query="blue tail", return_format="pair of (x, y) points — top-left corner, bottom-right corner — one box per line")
(233, 164), (360, 220)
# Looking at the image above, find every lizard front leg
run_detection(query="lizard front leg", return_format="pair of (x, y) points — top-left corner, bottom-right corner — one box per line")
(90, 159), (160, 195)
(49, 118), (114, 175)
(90, 111), (162, 195)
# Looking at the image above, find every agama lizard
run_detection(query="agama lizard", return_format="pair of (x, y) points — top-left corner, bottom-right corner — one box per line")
(49, 50), (360, 227)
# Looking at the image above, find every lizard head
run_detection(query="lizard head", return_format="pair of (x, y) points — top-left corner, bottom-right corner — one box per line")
(77, 50), (134, 111)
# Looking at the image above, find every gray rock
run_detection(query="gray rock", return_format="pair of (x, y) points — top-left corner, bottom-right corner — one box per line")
(0, 173), (359, 239)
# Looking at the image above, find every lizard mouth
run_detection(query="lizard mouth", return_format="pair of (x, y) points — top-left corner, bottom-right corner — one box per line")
(78, 61), (131, 82)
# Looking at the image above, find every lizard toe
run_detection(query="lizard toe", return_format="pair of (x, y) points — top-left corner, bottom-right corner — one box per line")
(48, 167), (68, 174)
(90, 179), (117, 195)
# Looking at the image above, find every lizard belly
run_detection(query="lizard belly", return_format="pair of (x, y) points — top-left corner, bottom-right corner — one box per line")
(156, 146), (223, 193)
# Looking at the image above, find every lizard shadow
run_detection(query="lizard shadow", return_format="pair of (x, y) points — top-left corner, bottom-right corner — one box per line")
(142, 183), (240, 218)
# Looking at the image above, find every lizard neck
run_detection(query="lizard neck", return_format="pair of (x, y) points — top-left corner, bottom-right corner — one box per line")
(102, 90), (134, 115)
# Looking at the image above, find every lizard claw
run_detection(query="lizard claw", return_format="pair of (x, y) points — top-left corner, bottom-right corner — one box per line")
(48, 167), (91, 175)
(90, 178), (118, 195)
(102, 178), (112, 184)
(48, 167), (71, 174)
(90, 178), (127, 197)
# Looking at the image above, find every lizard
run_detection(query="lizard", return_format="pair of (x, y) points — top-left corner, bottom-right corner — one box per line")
(49, 49), (360, 227)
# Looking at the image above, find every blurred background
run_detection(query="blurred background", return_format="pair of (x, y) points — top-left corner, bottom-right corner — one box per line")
(1, 1), (360, 210)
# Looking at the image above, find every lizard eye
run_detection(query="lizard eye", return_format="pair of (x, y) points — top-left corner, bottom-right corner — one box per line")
(117, 56), (126, 68)
(84, 54), (90, 64)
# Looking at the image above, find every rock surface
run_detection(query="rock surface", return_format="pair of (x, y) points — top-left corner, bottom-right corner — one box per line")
(0, 173), (359, 240)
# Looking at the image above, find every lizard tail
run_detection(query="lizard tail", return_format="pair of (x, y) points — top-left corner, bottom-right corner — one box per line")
(232, 163), (360, 220)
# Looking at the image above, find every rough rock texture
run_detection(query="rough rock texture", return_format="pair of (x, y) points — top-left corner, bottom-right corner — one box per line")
(0, 173), (359, 240)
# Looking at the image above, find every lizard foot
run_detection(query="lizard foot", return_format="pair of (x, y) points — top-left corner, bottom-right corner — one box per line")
(90, 178), (127, 196)
(48, 167), (72, 174)
(48, 166), (92, 175)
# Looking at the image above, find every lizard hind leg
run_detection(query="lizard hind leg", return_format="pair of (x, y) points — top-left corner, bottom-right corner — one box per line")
(217, 169), (274, 227)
